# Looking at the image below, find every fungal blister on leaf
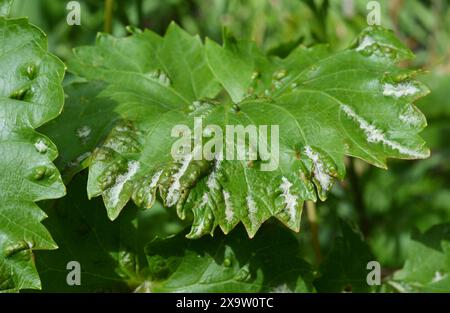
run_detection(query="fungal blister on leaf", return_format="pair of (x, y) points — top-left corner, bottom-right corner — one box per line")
(0, 16), (65, 292)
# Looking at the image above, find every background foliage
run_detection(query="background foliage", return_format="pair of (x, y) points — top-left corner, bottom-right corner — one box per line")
(1, 0), (449, 292)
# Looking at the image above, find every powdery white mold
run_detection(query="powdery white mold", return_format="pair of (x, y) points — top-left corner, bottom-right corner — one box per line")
(34, 139), (48, 153)
(280, 177), (298, 221)
(355, 36), (375, 52)
(76, 125), (91, 140)
(340, 104), (426, 158)
(107, 160), (140, 207)
(200, 192), (209, 207)
(432, 271), (447, 283)
(192, 193), (210, 237)
(270, 283), (292, 293)
(158, 72), (171, 86)
(246, 194), (258, 228)
(166, 153), (193, 207)
(145, 170), (163, 205)
(206, 156), (222, 190)
(188, 101), (214, 118)
(304, 146), (332, 192)
(222, 190), (234, 223)
(68, 151), (92, 167)
(383, 83), (420, 98)
(193, 219), (206, 237)
(400, 105), (422, 127)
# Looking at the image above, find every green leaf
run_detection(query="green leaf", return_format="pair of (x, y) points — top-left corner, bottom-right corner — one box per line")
(0, 17), (65, 291)
(40, 82), (118, 182)
(314, 220), (376, 292)
(35, 173), (186, 292)
(68, 24), (429, 239)
(143, 223), (315, 292)
(391, 223), (450, 292)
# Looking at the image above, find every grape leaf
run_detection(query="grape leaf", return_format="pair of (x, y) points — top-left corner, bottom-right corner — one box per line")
(35, 173), (186, 292)
(391, 223), (450, 292)
(143, 223), (315, 292)
(0, 17), (65, 291)
(40, 81), (118, 182)
(68, 24), (429, 239)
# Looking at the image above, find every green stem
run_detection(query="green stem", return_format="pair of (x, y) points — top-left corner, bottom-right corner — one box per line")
(137, 0), (143, 27)
(306, 200), (322, 264)
(348, 158), (370, 236)
(104, 0), (114, 33)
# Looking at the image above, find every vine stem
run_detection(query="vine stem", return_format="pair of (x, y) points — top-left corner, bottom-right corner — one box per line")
(306, 200), (322, 264)
(347, 158), (370, 236)
(104, 0), (114, 33)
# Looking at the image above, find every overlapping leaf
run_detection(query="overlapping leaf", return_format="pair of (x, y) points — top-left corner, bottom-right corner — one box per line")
(391, 223), (450, 292)
(68, 24), (429, 239)
(143, 223), (315, 292)
(0, 16), (65, 291)
(35, 174), (185, 292)
(314, 221), (376, 292)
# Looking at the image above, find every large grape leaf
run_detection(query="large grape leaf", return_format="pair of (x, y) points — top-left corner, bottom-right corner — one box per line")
(0, 16), (65, 291)
(68, 24), (429, 239)
(143, 223), (315, 292)
(390, 223), (450, 292)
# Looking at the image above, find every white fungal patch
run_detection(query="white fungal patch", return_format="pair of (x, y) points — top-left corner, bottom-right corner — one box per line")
(193, 219), (206, 237)
(246, 194), (258, 227)
(200, 192), (209, 207)
(107, 160), (140, 207)
(115, 125), (131, 132)
(400, 106), (422, 127)
(223, 190), (234, 223)
(207, 156), (222, 190)
(246, 194), (257, 214)
(271, 283), (292, 293)
(188, 101), (214, 118)
(340, 104), (426, 158)
(203, 126), (213, 137)
(166, 153), (193, 207)
(103, 139), (122, 151)
(34, 139), (48, 153)
(145, 170), (163, 205)
(76, 125), (91, 140)
(304, 146), (332, 192)
(68, 152), (92, 167)
(356, 36), (375, 51)
(193, 193), (210, 237)
(149, 170), (163, 189)
(280, 177), (298, 221)
(383, 83), (420, 98)
(432, 271), (447, 283)
(158, 72), (170, 86)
